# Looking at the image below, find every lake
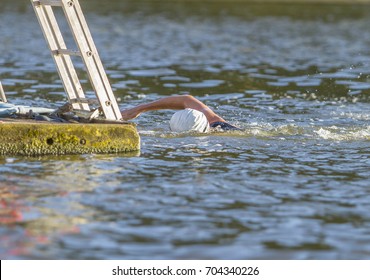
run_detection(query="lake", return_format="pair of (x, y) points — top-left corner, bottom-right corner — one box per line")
(0, 0), (370, 259)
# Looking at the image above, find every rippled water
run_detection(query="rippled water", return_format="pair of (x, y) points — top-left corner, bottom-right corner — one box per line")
(1, 1), (370, 259)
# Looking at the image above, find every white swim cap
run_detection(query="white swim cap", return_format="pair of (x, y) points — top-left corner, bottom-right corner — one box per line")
(170, 108), (210, 133)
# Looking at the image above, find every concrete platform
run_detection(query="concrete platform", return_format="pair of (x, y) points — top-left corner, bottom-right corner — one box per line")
(0, 119), (140, 156)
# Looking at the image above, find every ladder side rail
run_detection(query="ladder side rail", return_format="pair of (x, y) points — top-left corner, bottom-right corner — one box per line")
(31, 1), (90, 111)
(61, 0), (121, 120)
(0, 81), (7, 103)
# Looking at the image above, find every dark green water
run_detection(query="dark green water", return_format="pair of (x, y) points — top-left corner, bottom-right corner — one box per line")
(0, 0), (369, 259)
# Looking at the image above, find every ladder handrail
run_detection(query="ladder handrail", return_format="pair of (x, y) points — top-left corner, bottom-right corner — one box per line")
(62, 0), (122, 121)
(31, 0), (90, 111)
(0, 81), (7, 103)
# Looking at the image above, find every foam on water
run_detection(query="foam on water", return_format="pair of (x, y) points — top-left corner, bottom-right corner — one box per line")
(315, 126), (370, 141)
(140, 123), (370, 141)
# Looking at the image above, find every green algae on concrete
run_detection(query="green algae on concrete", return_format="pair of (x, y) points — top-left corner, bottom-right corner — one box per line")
(0, 120), (140, 156)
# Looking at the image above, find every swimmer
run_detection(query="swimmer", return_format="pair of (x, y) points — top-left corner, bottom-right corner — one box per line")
(120, 95), (240, 132)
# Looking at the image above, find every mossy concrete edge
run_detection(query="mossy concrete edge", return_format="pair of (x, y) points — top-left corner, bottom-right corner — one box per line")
(0, 120), (140, 156)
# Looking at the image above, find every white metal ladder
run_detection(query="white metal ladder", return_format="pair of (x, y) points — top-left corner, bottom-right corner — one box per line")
(30, 0), (122, 121)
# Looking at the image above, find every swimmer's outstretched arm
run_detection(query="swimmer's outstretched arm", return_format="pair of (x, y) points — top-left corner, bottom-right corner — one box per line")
(121, 95), (225, 123)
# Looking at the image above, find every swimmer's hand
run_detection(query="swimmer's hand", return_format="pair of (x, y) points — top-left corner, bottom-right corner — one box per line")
(121, 108), (141, 120)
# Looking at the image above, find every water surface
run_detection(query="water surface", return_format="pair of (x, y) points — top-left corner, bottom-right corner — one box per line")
(1, 0), (370, 259)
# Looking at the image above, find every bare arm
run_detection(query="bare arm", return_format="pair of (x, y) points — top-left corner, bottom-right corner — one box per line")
(121, 95), (225, 123)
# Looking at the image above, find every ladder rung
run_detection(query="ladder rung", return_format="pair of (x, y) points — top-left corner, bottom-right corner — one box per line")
(34, 0), (62, 7)
(69, 98), (91, 104)
(52, 49), (81, 56)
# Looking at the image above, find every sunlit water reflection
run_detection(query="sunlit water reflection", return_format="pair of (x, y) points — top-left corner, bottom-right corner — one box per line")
(1, 1), (370, 259)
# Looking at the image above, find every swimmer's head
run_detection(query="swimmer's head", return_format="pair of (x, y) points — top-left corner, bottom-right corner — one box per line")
(170, 108), (210, 133)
